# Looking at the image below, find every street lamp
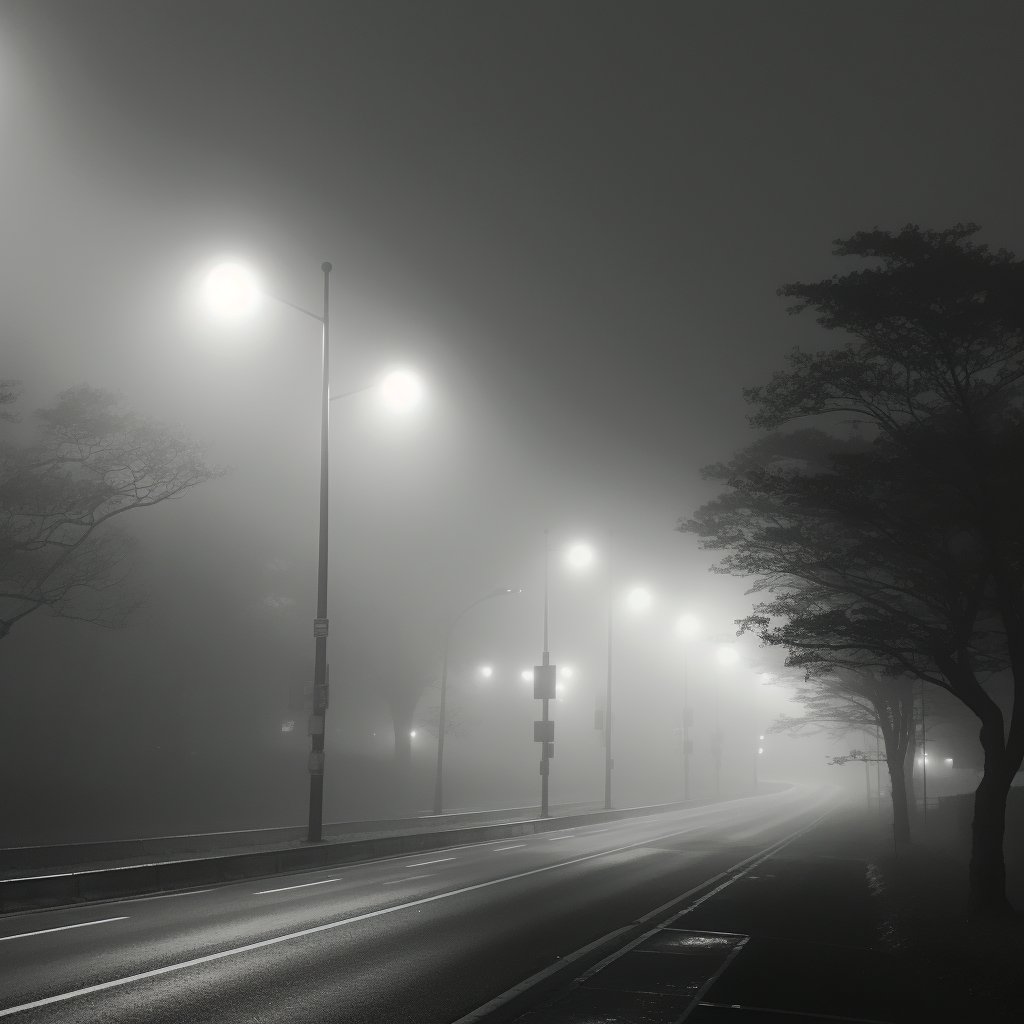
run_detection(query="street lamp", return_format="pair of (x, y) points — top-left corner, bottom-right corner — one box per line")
(712, 645), (739, 799)
(533, 532), (558, 818)
(433, 587), (518, 815)
(564, 539), (655, 810)
(203, 258), (422, 842)
(674, 614), (700, 800)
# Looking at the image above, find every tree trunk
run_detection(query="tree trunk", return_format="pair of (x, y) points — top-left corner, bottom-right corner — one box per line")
(969, 708), (1015, 916)
(887, 756), (912, 845)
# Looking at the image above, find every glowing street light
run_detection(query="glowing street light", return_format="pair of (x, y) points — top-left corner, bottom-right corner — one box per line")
(204, 262), (259, 317)
(203, 259), (335, 843)
(380, 368), (425, 413)
(479, 665), (494, 679)
(675, 614), (700, 638)
(202, 257), (425, 843)
(434, 587), (518, 815)
(565, 541), (596, 570)
(717, 646), (739, 666)
(626, 586), (653, 612)
(521, 669), (533, 682)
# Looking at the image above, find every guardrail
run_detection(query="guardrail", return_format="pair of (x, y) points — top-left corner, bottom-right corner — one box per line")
(0, 798), (718, 914)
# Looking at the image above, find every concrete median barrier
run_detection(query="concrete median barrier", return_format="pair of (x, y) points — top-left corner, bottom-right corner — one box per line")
(0, 796), (737, 913)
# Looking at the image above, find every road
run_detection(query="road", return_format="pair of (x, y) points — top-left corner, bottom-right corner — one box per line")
(0, 783), (839, 1023)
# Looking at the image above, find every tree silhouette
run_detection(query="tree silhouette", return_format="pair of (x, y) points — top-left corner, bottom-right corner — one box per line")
(0, 385), (222, 642)
(683, 224), (1024, 914)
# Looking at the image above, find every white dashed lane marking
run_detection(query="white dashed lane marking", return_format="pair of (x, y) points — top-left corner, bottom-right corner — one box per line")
(0, 918), (128, 942)
(254, 878), (340, 895)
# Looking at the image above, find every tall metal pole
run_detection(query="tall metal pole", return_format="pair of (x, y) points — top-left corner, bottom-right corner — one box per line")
(713, 678), (721, 800)
(876, 725), (882, 814)
(433, 620), (453, 816)
(307, 262), (332, 843)
(920, 686), (928, 831)
(751, 677), (758, 794)
(541, 531), (551, 818)
(864, 730), (871, 808)
(682, 644), (690, 801)
(432, 587), (516, 816)
(604, 561), (613, 810)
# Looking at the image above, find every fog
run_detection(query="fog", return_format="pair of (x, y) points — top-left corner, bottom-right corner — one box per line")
(1, 2), (1020, 845)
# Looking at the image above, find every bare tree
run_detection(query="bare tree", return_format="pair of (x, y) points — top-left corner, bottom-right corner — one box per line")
(0, 384), (222, 641)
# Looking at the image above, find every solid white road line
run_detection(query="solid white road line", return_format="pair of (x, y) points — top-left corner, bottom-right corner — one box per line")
(0, 918), (128, 943)
(404, 857), (455, 868)
(253, 878), (341, 895)
(0, 820), (718, 1018)
(492, 844), (526, 851)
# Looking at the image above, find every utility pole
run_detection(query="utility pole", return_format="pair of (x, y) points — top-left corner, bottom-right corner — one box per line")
(920, 686), (928, 831)
(712, 678), (722, 800)
(534, 531), (556, 817)
(307, 262), (332, 843)
(876, 725), (882, 815)
(604, 588), (613, 810)
(864, 730), (871, 808)
(682, 644), (692, 800)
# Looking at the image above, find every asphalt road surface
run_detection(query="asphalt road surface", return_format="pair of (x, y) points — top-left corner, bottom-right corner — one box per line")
(0, 784), (840, 1023)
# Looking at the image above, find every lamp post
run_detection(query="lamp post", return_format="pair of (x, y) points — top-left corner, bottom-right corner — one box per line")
(433, 587), (518, 815)
(202, 260), (423, 843)
(563, 539), (651, 811)
(534, 532), (557, 818)
(714, 645), (739, 800)
(675, 615), (700, 801)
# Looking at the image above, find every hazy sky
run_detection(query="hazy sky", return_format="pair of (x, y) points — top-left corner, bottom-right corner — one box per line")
(1, 2), (1020, 835)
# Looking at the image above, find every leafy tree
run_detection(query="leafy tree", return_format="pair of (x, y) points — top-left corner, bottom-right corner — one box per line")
(682, 224), (1024, 914)
(770, 667), (918, 841)
(0, 384), (221, 642)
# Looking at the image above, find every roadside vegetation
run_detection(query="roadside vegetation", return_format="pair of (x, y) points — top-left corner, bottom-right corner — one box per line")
(681, 224), (1024, 915)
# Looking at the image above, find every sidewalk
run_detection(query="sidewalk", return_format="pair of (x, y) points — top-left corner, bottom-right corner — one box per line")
(511, 808), (1024, 1024)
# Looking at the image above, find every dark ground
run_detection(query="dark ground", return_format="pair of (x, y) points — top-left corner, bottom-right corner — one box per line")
(511, 800), (1024, 1024)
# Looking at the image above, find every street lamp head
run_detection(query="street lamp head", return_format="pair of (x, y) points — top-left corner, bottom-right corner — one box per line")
(675, 614), (700, 638)
(716, 646), (739, 666)
(626, 586), (653, 612)
(565, 541), (596, 570)
(204, 262), (259, 317)
(479, 665), (494, 678)
(380, 369), (424, 413)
